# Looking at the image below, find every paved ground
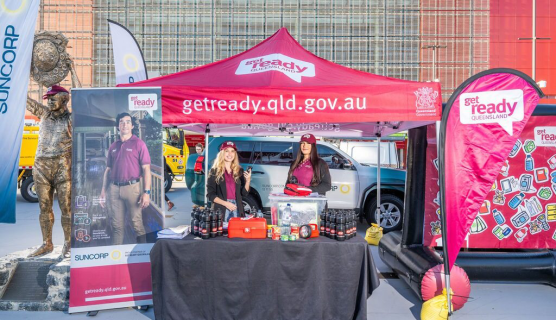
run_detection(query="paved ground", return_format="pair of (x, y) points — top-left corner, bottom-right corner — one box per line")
(1, 180), (556, 319)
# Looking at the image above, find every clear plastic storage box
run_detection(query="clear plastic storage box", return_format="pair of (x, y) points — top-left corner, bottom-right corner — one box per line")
(268, 193), (327, 227)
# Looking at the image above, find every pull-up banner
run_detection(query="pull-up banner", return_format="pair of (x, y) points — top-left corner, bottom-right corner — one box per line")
(69, 88), (163, 313)
(440, 69), (543, 270)
(0, 0), (40, 223)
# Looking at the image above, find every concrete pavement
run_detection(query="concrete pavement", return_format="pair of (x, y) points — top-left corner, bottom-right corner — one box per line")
(1, 180), (556, 319)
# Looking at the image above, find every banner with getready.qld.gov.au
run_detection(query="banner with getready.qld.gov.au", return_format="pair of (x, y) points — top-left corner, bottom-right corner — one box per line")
(69, 87), (163, 313)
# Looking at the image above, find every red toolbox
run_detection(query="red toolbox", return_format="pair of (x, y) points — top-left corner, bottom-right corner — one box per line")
(228, 217), (268, 239)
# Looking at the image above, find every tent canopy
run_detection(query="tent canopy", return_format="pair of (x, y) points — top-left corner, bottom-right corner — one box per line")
(123, 28), (441, 137)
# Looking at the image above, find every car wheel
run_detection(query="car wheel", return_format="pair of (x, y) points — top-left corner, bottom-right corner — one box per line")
(21, 176), (39, 203)
(242, 194), (259, 215)
(164, 170), (172, 193)
(365, 194), (404, 232)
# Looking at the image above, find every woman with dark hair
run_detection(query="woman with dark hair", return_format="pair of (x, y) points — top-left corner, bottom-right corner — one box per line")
(206, 141), (252, 222)
(286, 134), (331, 195)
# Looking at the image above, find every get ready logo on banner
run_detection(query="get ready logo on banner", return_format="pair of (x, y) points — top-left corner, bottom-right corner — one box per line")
(460, 89), (524, 135)
(235, 53), (315, 83)
(534, 127), (556, 147)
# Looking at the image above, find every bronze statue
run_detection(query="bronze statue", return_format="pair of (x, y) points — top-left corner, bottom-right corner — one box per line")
(26, 31), (80, 258)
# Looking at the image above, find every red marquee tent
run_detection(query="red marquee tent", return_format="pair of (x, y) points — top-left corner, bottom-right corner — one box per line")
(122, 28), (441, 137)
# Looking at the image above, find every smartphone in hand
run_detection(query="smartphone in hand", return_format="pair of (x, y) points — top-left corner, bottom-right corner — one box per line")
(247, 166), (253, 172)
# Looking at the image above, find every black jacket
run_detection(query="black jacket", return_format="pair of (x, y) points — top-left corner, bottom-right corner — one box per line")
(207, 168), (249, 216)
(286, 158), (332, 195)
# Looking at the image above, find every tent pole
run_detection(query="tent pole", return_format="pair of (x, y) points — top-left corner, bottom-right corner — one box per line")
(376, 135), (381, 228)
(204, 125), (210, 207)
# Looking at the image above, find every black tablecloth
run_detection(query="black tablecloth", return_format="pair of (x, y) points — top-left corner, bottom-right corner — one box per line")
(150, 234), (380, 320)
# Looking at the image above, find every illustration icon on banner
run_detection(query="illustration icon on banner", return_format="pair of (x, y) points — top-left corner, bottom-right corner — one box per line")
(548, 154), (556, 169)
(500, 160), (510, 176)
(470, 215), (487, 234)
(508, 192), (525, 209)
(534, 167), (549, 183)
(493, 189), (506, 205)
(509, 140), (522, 158)
(515, 227), (528, 243)
(523, 139), (536, 154)
(537, 187), (552, 200)
(546, 204), (556, 222)
(492, 224), (512, 240)
(510, 209), (530, 228)
(493, 209), (505, 225)
(519, 174), (535, 193)
(500, 176), (519, 194)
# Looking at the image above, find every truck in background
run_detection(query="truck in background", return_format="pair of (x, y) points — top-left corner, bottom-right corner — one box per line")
(163, 128), (189, 192)
(19, 126), (39, 202)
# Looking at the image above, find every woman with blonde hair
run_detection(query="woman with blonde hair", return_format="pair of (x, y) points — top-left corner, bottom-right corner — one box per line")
(206, 141), (251, 221)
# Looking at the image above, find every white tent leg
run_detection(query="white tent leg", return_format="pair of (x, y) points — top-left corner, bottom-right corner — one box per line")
(376, 136), (381, 227)
(204, 128), (209, 207)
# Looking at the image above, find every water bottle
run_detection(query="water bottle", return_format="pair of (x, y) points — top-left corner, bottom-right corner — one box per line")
(508, 192), (525, 210)
(493, 209), (505, 225)
(525, 154), (534, 171)
(283, 204), (292, 226)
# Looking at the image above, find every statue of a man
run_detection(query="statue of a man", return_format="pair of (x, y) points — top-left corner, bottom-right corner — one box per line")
(26, 85), (72, 258)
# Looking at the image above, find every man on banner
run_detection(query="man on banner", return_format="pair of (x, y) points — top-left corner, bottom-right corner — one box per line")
(100, 113), (151, 244)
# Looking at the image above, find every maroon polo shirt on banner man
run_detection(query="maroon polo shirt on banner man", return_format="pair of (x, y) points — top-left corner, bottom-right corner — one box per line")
(107, 135), (151, 183)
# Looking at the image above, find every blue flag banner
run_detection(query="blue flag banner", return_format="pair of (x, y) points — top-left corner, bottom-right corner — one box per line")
(0, 0), (41, 223)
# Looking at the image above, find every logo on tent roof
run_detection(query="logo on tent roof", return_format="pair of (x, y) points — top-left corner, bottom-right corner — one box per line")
(414, 87), (439, 117)
(235, 53), (315, 83)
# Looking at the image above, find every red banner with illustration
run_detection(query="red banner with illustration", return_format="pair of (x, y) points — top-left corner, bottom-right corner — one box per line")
(427, 117), (556, 249)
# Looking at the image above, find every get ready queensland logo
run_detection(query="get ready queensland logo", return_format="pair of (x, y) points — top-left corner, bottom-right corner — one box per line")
(460, 89), (524, 135)
(128, 93), (158, 116)
(235, 53), (315, 83)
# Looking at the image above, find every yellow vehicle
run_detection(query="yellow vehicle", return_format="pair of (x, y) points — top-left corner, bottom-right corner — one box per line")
(163, 127), (189, 192)
(19, 126), (39, 202)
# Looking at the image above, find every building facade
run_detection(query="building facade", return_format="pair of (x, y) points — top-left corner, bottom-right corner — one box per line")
(28, 1), (553, 106)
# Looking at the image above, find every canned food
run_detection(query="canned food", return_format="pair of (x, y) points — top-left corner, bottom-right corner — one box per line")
(267, 225), (274, 238)
(289, 234), (297, 241)
(291, 226), (299, 235)
(280, 235), (289, 241)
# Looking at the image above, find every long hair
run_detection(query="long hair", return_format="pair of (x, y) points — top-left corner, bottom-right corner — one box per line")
(287, 142), (322, 186)
(210, 148), (241, 183)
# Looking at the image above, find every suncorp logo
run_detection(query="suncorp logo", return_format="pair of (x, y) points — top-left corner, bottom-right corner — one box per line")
(74, 252), (109, 261)
(1, 0), (28, 14)
(460, 89), (524, 135)
(235, 53), (315, 83)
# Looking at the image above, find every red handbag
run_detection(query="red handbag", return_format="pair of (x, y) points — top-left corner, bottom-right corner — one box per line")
(284, 184), (312, 196)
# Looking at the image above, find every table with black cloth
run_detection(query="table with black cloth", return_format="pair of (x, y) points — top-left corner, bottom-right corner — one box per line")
(150, 234), (380, 320)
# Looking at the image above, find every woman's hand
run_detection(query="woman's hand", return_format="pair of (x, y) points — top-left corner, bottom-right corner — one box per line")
(243, 169), (252, 182)
(225, 201), (237, 212)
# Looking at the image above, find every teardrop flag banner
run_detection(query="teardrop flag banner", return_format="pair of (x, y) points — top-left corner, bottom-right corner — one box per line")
(439, 69), (544, 271)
